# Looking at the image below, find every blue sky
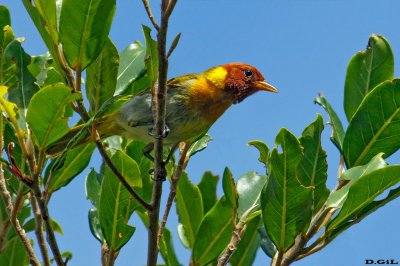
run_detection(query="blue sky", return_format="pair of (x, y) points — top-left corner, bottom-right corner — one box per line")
(4, 0), (400, 265)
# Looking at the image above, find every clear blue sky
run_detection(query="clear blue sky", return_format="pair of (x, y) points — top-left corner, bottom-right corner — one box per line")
(4, 0), (400, 265)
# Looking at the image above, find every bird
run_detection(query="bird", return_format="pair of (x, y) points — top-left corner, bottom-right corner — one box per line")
(46, 63), (277, 166)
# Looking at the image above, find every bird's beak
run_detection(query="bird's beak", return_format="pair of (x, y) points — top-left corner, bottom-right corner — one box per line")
(253, 80), (278, 93)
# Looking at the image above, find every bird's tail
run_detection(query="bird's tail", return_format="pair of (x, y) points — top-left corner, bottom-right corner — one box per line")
(46, 113), (117, 157)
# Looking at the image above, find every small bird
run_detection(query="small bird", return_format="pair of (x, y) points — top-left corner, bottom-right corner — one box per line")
(46, 63), (277, 161)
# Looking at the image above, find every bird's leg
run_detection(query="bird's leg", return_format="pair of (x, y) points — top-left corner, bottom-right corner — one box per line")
(148, 124), (170, 139)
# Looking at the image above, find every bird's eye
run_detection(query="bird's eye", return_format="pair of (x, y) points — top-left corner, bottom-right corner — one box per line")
(244, 69), (253, 78)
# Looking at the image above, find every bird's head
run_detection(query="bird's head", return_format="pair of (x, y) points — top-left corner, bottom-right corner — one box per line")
(204, 63), (278, 104)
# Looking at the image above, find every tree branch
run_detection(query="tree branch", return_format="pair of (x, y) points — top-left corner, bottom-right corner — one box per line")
(141, 0), (160, 31)
(217, 222), (247, 266)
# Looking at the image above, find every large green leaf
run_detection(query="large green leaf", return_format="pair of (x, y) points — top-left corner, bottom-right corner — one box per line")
(4, 40), (40, 130)
(327, 165), (400, 231)
(197, 171), (219, 215)
(261, 128), (312, 252)
(236, 171), (267, 219)
(344, 35), (394, 121)
(258, 226), (277, 258)
(59, 0), (116, 71)
(26, 83), (81, 148)
(326, 153), (387, 209)
(48, 143), (96, 193)
(142, 25), (158, 82)
(315, 93), (345, 153)
(32, 0), (59, 44)
(343, 79), (400, 167)
(89, 209), (104, 244)
(222, 167), (238, 209)
(86, 167), (104, 209)
(192, 196), (233, 266)
(0, 26), (16, 89)
(115, 41), (147, 95)
(86, 37), (119, 115)
(187, 135), (213, 157)
(297, 114), (329, 215)
(0, 6), (11, 29)
(0, 236), (29, 266)
(175, 171), (203, 249)
(230, 216), (262, 266)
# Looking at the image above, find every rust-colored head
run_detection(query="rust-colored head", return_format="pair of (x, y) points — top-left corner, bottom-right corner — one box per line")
(221, 63), (277, 104)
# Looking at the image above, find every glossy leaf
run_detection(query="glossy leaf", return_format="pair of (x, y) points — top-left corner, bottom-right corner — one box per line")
(59, 0), (116, 70)
(115, 41), (147, 95)
(175, 171), (203, 249)
(26, 83), (81, 148)
(22, 217), (63, 236)
(344, 35), (394, 121)
(261, 128), (312, 252)
(177, 224), (190, 249)
(192, 196), (233, 266)
(197, 171), (219, 215)
(187, 134), (213, 157)
(326, 153), (387, 209)
(343, 79), (400, 167)
(297, 114), (329, 215)
(328, 165), (400, 231)
(230, 216), (262, 266)
(86, 167), (104, 209)
(33, 0), (59, 44)
(86, 37), (119, 115)
(0, 237), (29, 266)
(48, 143), (96, 193)
(258, 226), (277, 258)
(236, 171), (267, 219)
(222, 167), (238, 208)
(247, 140), (269, 165)
(142, 25), (158, 82)
(89, 209), (104, 243)
(315, 93), (345, 153)
(4, 39), (40, 130)
(0, 6), (11, 29)
(0, 26), (16, 88)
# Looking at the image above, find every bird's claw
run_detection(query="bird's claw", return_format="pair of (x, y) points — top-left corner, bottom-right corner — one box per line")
(148, 163), (167, 182)
(148, 125), (170, 139)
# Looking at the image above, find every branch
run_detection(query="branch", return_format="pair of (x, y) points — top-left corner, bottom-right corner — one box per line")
(141, 0), (160, 31)
(157, 141), (190, 244)
(217, 222), (247, 266)
(0, 167), (41, 266)
(29, 193), (51, 266)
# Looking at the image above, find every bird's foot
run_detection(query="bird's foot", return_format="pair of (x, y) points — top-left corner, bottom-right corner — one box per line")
(148, 162), (167, 182)
(148, 124), (170, 139)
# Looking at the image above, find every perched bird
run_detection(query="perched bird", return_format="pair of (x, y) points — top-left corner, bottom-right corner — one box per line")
(46, 63), (277, 159)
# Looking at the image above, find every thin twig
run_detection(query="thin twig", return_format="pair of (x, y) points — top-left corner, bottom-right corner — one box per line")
(157, 141), (191, 245)
(0, 168), (41, 266)
(29, 193), (51, 266)
(217, 223), (247, 266)
(141, 0), (160, 31)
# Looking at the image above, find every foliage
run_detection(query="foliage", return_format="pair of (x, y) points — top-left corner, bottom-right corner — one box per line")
(0, 2), (399, 266)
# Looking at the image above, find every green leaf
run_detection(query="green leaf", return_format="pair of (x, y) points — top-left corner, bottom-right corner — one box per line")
(99, 156), (137, 251)
(59, 0), (116, 71)
(48, 143), (96, 193)
(326, 153), (387, 209)
(187, 135), (213, 157)
(192, 196), (233, 266)
(236, 171), (267, 219)
(32, 0), (58, 45)
(230, 216), (262, 266)
(123, 72), (151, 96)
(142, 25), (158, 82)
(222, 167), (238, 209)
(29, 52), (63, 87)
(177, 224), (190, 249)
(197, 171), (219, 215)
(314, 93), (345, 153)
(0, 237), (29, 266)
(261, 128), (312, 252)
(327, 165), (400, 231)
(344, 35), (394, 121)
(175, 171), (203, 249)
(247, 140), (269, 165)
(22, 217), (63, 236)
(89, 209), (104, 243)
(26, 83), (81, 148)
(115, 41), (148, 96)
(4, 39), (40, 130)
(343, 79), (400, 167)
(159, 227), (181, 266)
(86, 168), (104, 209)
(22, 0), (65, 81)
(0, 26), (17, 88)
(0, 6), (11, 29)
(50, 251), (73, 264)
(297, 114), (329, 215)
(86, 37), (119, 115)
(258, 226), (277, 258)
